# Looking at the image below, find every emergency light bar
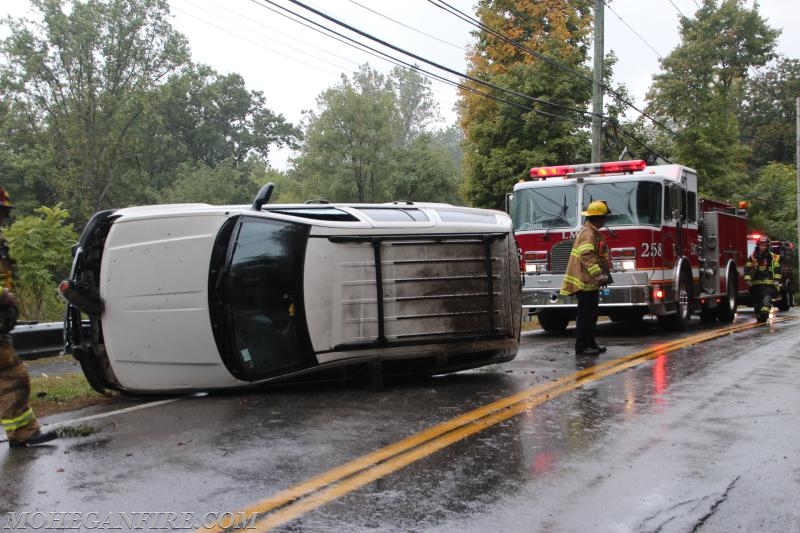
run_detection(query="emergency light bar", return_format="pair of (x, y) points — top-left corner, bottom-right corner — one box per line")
(529, 159), (647, 179)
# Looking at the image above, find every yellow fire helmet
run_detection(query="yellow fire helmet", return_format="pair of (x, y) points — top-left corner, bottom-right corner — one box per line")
(581, 200), (610, 217)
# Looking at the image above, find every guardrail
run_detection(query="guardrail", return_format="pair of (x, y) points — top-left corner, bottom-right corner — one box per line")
(10, 322), (66, 360)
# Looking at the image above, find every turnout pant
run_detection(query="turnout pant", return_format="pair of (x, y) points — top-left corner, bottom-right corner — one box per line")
(0, 339), (41, 443)
(575, 290), (600, 353)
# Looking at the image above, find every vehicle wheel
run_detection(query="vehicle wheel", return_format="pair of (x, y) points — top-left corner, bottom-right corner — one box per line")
(717, 271), (737, 323)
(538, 310), (570, 332)
(778, 281), (790, 312)
(658, 275), (691, 331)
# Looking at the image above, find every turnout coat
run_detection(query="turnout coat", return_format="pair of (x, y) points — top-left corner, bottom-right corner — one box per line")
(560, 220), (610, 295)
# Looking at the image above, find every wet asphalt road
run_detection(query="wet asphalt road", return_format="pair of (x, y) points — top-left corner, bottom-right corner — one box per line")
(2, 309), (799, 532)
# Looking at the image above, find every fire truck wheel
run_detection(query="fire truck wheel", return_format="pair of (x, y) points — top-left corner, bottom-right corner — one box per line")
(537, 310), (570, 332)
(716, 271), (737, 323)
(657, 275), (691, 331)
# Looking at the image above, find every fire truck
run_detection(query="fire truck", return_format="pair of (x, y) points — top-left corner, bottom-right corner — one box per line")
(511, 159), (750, 331)
(743, 233), (796, 311)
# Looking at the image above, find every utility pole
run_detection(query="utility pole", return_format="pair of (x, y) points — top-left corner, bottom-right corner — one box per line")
(591, 0), (604, 163)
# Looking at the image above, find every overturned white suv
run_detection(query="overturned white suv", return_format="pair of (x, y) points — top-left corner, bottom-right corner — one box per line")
(61, 185), (522, 394)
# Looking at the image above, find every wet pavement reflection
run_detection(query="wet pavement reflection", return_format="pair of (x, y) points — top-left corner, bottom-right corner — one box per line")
(2, 310), (799, 532)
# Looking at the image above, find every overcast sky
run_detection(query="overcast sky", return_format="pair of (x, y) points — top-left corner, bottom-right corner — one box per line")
(2, 0), (799, 169)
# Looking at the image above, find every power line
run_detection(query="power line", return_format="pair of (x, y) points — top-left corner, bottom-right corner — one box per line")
(604, 1), (663, 60)
(179, 0), (362, 71)
(172, 4), (349, 76)
(345, 0), (465, 52)
(666, 0), (687, 18)
(245, 0), (671, 161)
(276, 0), (598, 120)
(426, 0), (682, 140)
(248, 0), (594, 126)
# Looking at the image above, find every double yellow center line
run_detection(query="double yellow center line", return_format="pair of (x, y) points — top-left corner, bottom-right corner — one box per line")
(209, 315), (795, 532)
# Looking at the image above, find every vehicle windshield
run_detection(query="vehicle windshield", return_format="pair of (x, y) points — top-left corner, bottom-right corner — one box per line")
(512, 186), (578, 231)
(583, 181), (662, 226)
(209, 216), (314, 380)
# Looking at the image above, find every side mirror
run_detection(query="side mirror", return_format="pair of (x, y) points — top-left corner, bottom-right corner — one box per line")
(251, 182), (275, 211)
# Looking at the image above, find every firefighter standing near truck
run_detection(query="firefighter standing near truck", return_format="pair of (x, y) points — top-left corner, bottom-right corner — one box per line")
(0, 186), (58, 448)
(560, 200), (612, 356)
(744, 235), (781, 316)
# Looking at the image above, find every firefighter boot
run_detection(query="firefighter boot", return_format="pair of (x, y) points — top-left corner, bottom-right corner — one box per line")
(8, 429), (59, 448)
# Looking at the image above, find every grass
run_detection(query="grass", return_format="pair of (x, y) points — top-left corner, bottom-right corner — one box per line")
(521, 313), (541, 332)
(29, 372), (116, 417)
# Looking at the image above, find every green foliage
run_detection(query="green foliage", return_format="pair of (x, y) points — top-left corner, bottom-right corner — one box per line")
(0, 1), (301, 227)
(0, 0), (191, 222)
(293, 64), (460, 204)
(746, 163), (797, 242)
(645, 0), (779, 199)
(162, 160), (261, 205)
(459, 0), (595, 209)
(738, 57), (800, 168)
(4, 204), (77, 322)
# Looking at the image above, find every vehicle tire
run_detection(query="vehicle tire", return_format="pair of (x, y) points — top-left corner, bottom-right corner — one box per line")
(778, 281), (790, 312)
(658, 274), (691, 331)
(716, 271), (737, 323)
(538, 310), (570, 332)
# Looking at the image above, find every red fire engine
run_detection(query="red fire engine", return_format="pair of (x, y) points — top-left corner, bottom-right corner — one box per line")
(512, 159), (750, 331)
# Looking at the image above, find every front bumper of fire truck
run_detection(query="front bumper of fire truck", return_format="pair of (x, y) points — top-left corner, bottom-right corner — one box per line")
(522, 271), (656, 310)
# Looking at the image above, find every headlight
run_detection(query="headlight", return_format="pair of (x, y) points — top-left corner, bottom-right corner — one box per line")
(612, 259), (637, 272)
(525, 250), (548, 273)
(525, 262), (548, 273)
(610, 247), (637, 272)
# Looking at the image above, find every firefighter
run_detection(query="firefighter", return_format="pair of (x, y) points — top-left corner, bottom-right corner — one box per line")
(744, 235), (782, 315)
(560, 200), (612, 356)
(0, 186), (58, 448)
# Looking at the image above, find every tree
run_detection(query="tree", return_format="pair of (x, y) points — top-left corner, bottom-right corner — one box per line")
(296, 65), (395, 202)
(738, 57), (800, 168)
(0, 0), (190, 222)
(645, 0), (779, 199)
(459, 0), (596, 209)
(153, 65), (301, 169)
(4, 204), (77, 322)
(294, 64), (459, 204)
(385, 133), (460, 204)
(746, 163), (796, 242)
(161, 160), (259, 206)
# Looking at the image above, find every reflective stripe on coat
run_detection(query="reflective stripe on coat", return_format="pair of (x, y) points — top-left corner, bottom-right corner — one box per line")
(560, 221), (609, 295)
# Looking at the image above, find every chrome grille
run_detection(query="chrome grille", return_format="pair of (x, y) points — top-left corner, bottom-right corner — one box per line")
(550, 239), (574, 274)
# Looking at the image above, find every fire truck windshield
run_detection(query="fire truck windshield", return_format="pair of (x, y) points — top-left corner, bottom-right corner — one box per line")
(583, 181), (662, 227)
(512, 185), (578, 231)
